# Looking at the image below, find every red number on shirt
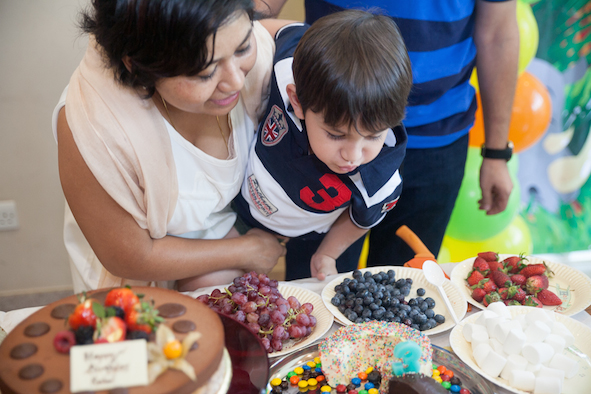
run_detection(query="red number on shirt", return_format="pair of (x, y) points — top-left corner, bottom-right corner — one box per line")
(300, 174), (352, 212)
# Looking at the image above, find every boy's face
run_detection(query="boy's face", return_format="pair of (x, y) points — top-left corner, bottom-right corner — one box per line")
(286, 83), (387, 174)
(303, 109), (387, 174)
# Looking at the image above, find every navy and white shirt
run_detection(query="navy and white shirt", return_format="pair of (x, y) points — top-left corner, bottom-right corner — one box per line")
(306, 0), (510, 149)
(235, 24), (407, 239)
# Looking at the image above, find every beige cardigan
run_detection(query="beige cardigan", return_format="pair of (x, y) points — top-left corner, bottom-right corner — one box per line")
(62, 22), (274, 289)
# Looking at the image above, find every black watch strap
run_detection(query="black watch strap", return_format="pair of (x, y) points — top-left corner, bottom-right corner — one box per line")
(481, 142), (513, 161)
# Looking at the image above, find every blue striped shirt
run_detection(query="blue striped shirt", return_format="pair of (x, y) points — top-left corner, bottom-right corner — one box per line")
(305, 0), (510, 148)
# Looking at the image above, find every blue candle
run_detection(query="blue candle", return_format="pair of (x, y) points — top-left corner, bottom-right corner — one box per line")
(393, 341), (422, 374)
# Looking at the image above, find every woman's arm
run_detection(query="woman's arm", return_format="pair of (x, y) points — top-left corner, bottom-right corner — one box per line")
(57, 108), (285, 282)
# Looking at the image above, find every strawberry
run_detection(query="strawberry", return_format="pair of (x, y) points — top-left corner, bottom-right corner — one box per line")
(478, 251), (498, 262)
(512, 288), (526, 303)
(483, 292), (501, 307)
(504, 299), (521, 306)
(487, 260), (504, 272)
(480, 278), (498, 294)
(125, 300), (164, 334)
(491, 270), (512, 288)
(68, 298), (98, 331)
(94, 316), (127, 343)
(104, 287), (140, 315)
(499, 285), (520, 300)
(519, 262), (554, 278)
(472, 257), (491, 275)
(467, 270), (485, 287)
(537, 289), (562, 306)
(510, 274), (526, 287)
(502, 255), (528, 274)
(523, 296), (543, 308)
(525, 275), (549, 295)
(471, 287), (487, 303)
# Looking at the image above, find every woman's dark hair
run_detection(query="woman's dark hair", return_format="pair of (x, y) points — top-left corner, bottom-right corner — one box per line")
(80, 0), (256, 97)
(292, 9), (413, 133)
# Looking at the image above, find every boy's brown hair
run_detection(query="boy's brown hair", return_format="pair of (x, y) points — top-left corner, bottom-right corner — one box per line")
(292, 9), (412, 133)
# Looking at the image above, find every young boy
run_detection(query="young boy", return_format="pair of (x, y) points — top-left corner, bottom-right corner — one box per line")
(235, 10), (412, 280)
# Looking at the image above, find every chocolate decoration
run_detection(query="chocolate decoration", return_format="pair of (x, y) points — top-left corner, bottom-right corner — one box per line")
(172, 319), (195, 333)
(24, 322), (50, 337)
(157, 303), (186, 318)
(189, 341), (199, 351)
(39, 378), (63, 393)
(10, 343), (37, 359)
(18, 364), (44, 380)
(50, 304), (76, 319)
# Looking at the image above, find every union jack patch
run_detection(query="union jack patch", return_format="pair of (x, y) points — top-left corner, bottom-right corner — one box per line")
(261, 105), (288, 146)
(381, 197), (399, 213)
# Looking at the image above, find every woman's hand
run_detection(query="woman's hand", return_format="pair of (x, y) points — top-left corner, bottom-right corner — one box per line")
(242, 228), (286, 273)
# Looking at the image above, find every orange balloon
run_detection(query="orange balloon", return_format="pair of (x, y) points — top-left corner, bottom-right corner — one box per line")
(469, 71), (551, 153)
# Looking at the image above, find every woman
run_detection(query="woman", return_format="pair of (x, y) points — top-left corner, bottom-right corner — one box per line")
(52, 0), (290, 292)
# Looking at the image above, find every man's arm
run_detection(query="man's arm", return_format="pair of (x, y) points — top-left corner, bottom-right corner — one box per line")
(254, 0), (288, 18)
(474, 0), (519, 214)
(311, 210), (368, 280)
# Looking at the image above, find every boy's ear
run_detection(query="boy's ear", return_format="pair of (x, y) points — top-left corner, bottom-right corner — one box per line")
(286, 84), (305, 120)
(122, 56), (133, 72)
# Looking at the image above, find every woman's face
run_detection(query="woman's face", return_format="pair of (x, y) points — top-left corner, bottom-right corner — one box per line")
(155, 11), (257, 116)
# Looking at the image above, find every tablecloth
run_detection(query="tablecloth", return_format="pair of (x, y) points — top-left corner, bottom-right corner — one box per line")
(2, 263), (590, 394)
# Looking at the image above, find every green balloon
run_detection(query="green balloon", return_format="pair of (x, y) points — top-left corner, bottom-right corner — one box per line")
(446, 147), (521, 242)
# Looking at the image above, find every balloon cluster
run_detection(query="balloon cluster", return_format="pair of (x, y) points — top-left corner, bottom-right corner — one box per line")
(441, 0), (549, 263)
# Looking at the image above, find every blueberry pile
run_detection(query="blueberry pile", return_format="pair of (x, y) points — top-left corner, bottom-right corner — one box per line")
(330, 269), (445, 331)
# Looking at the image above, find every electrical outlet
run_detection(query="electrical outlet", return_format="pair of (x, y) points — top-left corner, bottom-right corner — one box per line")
(0, 200), (19, 231)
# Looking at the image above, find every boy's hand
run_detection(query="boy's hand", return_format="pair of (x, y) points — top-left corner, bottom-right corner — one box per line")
(310, 253), (338, 281)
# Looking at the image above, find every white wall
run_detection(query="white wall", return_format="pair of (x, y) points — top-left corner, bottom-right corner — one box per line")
(0, 0), (89, 295)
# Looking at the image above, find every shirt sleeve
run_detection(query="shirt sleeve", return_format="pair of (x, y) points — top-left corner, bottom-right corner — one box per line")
(348, 171), (403, 229)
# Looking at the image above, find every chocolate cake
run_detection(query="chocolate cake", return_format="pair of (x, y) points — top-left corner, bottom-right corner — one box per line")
(0, 287), (229, 394)
(388, 374), (448, 394)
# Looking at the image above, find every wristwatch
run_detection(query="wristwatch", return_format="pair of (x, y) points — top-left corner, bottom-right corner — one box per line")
(481, 142), (513, 161)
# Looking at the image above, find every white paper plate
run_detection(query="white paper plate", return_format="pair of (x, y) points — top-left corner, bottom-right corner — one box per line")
(451, 255), (591, 315)
(449, 306), (591, 394)
(189, 283), (333, 358)
(320, 266), (467, 335)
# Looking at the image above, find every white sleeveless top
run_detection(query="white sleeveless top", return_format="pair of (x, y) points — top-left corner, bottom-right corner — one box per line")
(52, 88), (255, 292)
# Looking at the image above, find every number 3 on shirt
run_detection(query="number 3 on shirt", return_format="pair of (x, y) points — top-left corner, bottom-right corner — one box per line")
(300, 174), (352, 212)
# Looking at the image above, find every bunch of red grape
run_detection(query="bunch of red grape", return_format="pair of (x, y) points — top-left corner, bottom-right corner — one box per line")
(196, 272), (316, 353)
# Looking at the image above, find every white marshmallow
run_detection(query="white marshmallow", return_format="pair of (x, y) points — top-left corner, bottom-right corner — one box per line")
(500, 354), (528, 380)
(471, 329), (490, 350)
(537, 366), (564, 392)
(533, 376), (562, 394)
(473, 343), (492, 368)
(548, 353), (580, 378)
(486, 316), (508, 335)
(522, 343), (555, 364)
(514, 314), (528, 330)
(495, 320), (521, 342)
(551, 322), (575, 347)
(508, 370), (536, 391)
(525, 320), (552, 343)
(487, 301), (511, 319)
(463, 323), (488, 342)
(478, 349), (507, 378)
(474, 310), (498, 327)
(503, 327), (527, 355)
(526, 308), (552, 325)
(526, 363), (543, 373)
(544, 334), (566, 355)
(489, 337), (505, 356)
